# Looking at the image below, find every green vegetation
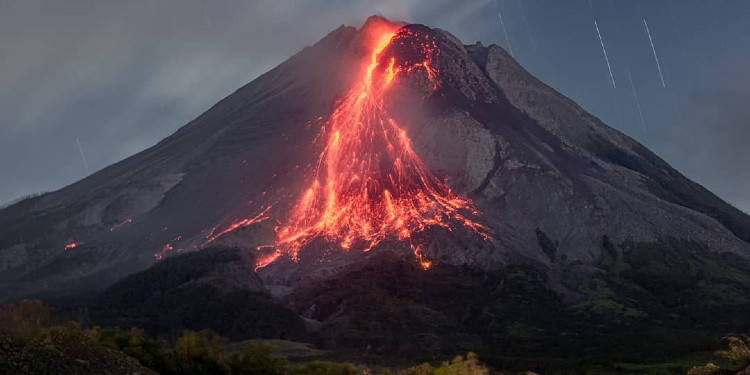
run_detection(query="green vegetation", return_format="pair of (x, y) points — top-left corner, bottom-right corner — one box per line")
(87, 326), (306, 374)
(684, 335), (750, 375)
(398, 353), (487, 375)
(717, 335), (750, 365)
(0, 300), (494, 375)
(3, 300), (750, 374)
(0, 299), (53, 343)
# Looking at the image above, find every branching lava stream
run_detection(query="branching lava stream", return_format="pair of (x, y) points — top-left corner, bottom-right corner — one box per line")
(207, 25), (490, 270)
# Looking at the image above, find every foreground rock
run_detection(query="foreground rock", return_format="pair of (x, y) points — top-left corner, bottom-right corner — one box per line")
(0, 331), (155, 375)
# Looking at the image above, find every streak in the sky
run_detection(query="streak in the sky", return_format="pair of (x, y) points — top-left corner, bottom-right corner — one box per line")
(75, 137), (89, 171)
(626, 68), (648, 137)
(494, 0), (515, 57)
(644, 18), (666, 87)
(594, 20), (617, 89)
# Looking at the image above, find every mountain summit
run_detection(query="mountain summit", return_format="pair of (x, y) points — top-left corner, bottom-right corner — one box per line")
(2, 18), (750, 358)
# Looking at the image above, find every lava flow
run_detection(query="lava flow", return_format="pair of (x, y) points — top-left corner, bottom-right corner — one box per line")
(64, 242), (82, 250)
(209, 24), (490, 269)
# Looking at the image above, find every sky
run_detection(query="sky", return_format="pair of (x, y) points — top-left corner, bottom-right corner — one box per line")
(0, 0), (749, 212)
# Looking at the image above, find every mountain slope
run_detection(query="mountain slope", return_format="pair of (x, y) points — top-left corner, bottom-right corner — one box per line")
(0, 15), (748, 310)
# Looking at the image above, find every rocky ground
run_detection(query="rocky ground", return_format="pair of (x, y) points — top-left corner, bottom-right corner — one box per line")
(0, 331), (155, 375)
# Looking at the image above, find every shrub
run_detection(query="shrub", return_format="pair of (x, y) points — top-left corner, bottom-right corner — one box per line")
(292, 360), (358, 375)
(717, 335), (750, 365)
(0, 300), (51, 343)
(173, 329), (232, 375)
(231, 344), (288, 375)
(400, 352), (488, 375)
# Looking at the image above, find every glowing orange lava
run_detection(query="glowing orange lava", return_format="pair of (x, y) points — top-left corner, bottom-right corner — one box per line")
(205, 206), (272, 244)
(154, 235), (185, 260)
(64, 242), (81, 250)
(207, 25), (489, 269)
(110, 218), (132, 232)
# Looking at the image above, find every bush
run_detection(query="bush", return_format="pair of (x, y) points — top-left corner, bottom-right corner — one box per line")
(231, 344), (288, 375)
(292, 360), (358, 375)
(88, 327), (293, 375)
(86, 326), (167, 371)
(173, 329), (232, 375)
(400, 353), (488, 375)
(717, 335), (750, 365)
(0, 300), (51, 343)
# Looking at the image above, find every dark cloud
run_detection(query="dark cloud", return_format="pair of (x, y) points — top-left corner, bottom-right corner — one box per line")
(1, 0), (749, 213)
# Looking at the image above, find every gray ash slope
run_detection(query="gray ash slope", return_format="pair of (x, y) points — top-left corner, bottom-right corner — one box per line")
(1, 16), (750, 307)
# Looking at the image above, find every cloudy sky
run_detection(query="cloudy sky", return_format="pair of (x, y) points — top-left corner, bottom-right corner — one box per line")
(1, 0), (749, 212)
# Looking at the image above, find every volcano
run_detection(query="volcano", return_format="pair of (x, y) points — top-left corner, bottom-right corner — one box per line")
(2, 16), (750, 365)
